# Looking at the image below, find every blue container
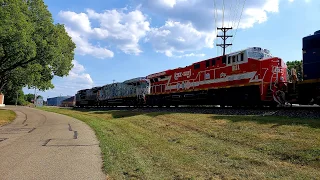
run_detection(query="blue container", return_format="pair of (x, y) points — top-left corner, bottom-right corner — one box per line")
(303, 46), (320, 64)
(47, 96), (72, 106)
(302, 31), (320, 80)
(303, 31), (320, 50)
(303, 62), (320, 80)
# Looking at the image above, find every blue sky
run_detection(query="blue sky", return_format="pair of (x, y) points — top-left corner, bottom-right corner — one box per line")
(24, 0), (319, 100)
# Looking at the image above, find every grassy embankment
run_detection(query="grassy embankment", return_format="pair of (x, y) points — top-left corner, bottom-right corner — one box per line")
(39, 107), (320, 180)
(0, 109), (16, 126)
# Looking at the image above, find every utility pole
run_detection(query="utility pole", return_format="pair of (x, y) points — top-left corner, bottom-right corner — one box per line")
(15, 91), (18, 106)
(216, 27), (233, 56)
(33, 87), (36, 106)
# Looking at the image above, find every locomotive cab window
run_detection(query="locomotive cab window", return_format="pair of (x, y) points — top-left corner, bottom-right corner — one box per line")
(152, 78), (158, 83)
(211, 59), (216, 66)
(160, 75), (166, 79)
(222, 56), (226, 64)
(206, 60), (210, 68)
(228, 56), (231, 64)
(194, 63), (200, 69)
(240, 53), (244, 61)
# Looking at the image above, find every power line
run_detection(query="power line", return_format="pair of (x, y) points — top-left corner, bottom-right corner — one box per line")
(229, 0), (241, 53)
(213, 0), (217, 34)
(222, 0), (225, 28)
(230, 0), (246, 52)
(231, 0), (241, 28)
(213, 0), (217, 31)
(228, 0), (235, 28)
(213, 0), (218, 57)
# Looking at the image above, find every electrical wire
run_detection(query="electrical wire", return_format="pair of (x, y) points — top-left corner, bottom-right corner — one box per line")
(228, 0), (234, 28)
(230, 0), (246, 52)
(228, 0), (240, 53)
(213, 0), (219, 57)
(231, 0), (241, 29)
(222, 0), (225, 28)
(227, 0), (236, 53)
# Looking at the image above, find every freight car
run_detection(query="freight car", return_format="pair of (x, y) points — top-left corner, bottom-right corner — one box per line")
(288, 30), (320, 105)
(97, 77), (150, 106)
(75, 87), (101, 107)
(76, 77), (150, 107)
(75, 30), (320, 108)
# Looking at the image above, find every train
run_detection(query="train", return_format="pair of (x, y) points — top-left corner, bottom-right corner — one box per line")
(75, 30), (320, 108)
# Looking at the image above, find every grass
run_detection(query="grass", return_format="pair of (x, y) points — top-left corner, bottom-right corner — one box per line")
(39, 107), (320, 180)
(0, 109), (16, 126)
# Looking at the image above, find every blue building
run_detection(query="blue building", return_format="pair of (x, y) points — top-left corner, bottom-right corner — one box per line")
(47, 96), (72, 106)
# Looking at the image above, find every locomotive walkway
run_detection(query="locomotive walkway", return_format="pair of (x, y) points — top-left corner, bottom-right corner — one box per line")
(0, 106), (105, 180)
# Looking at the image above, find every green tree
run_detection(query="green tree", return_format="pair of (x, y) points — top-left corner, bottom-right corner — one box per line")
(286, 60), (303, 81)
(0, 0), (76, 92)
(3, 88), (28, 105)
(24, 93), (35, 103)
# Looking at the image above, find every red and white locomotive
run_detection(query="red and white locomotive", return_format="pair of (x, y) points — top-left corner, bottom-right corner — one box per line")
(145, 47), (288, 107)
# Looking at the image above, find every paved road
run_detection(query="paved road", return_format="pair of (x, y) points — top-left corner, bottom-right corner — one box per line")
(0, 106), (105, 180)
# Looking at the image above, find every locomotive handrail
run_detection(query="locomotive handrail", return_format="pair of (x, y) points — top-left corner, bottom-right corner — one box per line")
(270, 66), (280, 93)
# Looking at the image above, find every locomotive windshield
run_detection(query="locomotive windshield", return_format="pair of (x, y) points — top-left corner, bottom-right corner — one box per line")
(138, 81), (150, 88)
(247, 47), (273, 60)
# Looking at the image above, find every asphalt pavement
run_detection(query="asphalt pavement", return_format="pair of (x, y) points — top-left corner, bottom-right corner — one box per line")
(0, 106), (106, 180)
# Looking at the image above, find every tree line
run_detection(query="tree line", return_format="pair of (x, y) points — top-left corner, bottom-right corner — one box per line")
(286, 60), (303, 81)
(4, 91), (43, 106)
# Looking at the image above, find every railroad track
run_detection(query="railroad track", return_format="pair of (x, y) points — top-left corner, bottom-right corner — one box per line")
(69, 105), (320, 119)
(72, 104), (320, 110)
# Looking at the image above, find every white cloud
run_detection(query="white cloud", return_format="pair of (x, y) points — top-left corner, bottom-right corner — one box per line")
(55, 60), (94, 93)
(162, 0), (177, 8)
(288, 0), (311, 3)
(58, 11), (92, 33)
(86, 9), (150, 55)
(66, 60), (94, 89)
(58, 8), (150, 58)
(148, 20), (215, 56)
(141, 0), (280, 56)
(56, 0), (300, 58)
(30, 60), (94, 98)
(65, 27), (114, 59)
(151, 0), (187, 8)
(71, 60), (85, 73)
(173, 53), (206, 58)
